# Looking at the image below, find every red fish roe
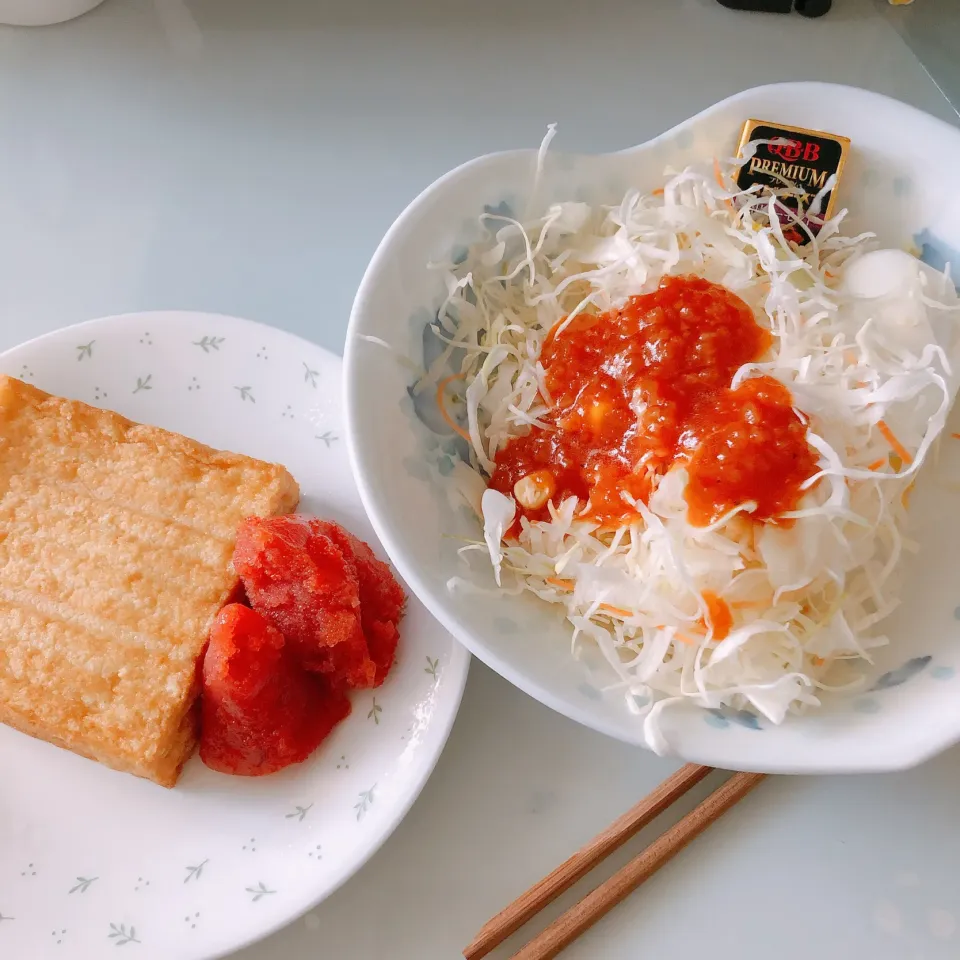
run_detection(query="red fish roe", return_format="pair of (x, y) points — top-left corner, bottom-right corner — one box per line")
(234, 515), (406, 690)
(312, 521), (406, 686)
(200, 604), (350, 777)
(234, 515), (375, 688)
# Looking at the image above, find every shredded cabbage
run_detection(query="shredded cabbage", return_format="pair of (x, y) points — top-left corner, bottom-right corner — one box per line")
(417, 132), (960, 748)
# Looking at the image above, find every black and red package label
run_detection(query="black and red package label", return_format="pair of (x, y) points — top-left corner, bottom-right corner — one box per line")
(735, 119), (850, 243)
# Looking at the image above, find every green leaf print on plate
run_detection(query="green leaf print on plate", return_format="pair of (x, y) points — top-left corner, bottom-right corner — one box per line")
(107, 923), (140, 946)
(76, 341), (94, 360)
(192, 336), (225, 353)
(183, 860), (208, 884)
(69, 877), (98, 894)
(285, 804), (313, 822)
(245, 883), (275, 903)
(354, 785), (376, 821)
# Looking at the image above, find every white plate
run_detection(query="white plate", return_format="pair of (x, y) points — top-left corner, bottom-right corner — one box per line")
(346, 82), (960, 774)
(0, 0), (106, 26)
(0, 312), (469, 960)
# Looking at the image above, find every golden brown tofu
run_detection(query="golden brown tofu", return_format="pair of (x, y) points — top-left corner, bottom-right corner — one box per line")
(0, 375), (299, 786)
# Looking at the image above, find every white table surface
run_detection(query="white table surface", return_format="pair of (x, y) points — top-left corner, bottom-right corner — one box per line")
(2, 2), (959, 958)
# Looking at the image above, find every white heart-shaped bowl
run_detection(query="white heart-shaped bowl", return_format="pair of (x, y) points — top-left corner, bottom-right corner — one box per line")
(345, 82), (960, 774)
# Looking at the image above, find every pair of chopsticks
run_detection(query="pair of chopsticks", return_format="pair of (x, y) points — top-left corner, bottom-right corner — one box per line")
(464, 764), (765, 960)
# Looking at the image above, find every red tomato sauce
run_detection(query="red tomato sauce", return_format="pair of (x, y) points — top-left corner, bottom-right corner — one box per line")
(701, 590), (733, 642)
(490, 275), (818, 528)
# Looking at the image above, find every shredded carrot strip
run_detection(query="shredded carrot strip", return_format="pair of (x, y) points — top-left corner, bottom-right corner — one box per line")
(599, 603), (633, 618)
(902, 482), (915, 509)
(652, 187), (664, 197)
(700, 590), (733, 641)
(811, 656), (825, 667)
(866, 458), (887, 471)
(952, 433), (960, 440)
(547, 575), (708, 637)
(877, 420), (913, 464)
(713, 157), (735, 212)
(712, 157), (725, 190)
(548, 581), (632, 619)
(436, 374), (471, 443)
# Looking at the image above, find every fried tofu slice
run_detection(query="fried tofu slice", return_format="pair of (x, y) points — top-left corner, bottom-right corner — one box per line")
(0, 375), (299, 786)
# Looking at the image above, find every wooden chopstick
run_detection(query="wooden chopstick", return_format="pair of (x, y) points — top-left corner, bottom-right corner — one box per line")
(509, 771), (766, 960)
(463, 763), (713, 960)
